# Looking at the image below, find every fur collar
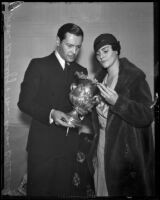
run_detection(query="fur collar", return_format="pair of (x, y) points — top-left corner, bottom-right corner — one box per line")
(96, 57), (145, 93)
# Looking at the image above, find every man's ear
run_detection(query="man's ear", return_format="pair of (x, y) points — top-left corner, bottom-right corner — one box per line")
(56, 36), (60, 46)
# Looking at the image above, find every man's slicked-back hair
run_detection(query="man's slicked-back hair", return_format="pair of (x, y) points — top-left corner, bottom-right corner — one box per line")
(57, 23), (84, 42)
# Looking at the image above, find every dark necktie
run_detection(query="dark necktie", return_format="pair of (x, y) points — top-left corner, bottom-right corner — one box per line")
(63, 62), (70, 82)
(65, 61), (70, 69)
(64, 61), (70, 73)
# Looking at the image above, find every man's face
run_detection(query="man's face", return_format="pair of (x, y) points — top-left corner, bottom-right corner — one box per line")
(96, 44), (118, 69)
(56, 32), (83, 63)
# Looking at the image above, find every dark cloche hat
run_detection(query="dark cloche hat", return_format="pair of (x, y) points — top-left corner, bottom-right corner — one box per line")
(94, 33), (120, 54)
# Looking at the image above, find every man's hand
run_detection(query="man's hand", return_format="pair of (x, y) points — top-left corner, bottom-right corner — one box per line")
(51, 109), (75, 128)
(97, 83), (118, 105)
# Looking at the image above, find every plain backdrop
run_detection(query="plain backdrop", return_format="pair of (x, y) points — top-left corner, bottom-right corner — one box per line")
(3, 2), (154, 193)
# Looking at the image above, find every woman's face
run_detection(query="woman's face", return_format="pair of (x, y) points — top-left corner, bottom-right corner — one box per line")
(96, 44), (118, 69)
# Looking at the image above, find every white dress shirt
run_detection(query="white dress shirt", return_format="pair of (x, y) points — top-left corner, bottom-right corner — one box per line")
(55, 50), (66, 70)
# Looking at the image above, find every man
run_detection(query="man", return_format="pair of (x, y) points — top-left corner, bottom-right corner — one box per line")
(88, 33), (155, 196)
(17, 23), (94, 197)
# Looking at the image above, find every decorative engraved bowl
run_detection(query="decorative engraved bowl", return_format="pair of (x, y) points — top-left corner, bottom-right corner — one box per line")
(67, 71), (101, 127)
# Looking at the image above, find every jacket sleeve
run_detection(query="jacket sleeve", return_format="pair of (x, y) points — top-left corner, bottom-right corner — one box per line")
(17, 59), (51, 125)
(110, 75), (154, 128)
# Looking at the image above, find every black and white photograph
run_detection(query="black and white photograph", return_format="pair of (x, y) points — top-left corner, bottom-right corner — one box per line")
(1, 2), (159, 199)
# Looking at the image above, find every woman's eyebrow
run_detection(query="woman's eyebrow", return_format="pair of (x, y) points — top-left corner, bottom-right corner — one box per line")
(101, 46), (109, 51)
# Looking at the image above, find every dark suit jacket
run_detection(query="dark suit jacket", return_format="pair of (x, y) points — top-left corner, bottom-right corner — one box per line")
(18, 51), (88, 160)
(88, 58), (155, 196)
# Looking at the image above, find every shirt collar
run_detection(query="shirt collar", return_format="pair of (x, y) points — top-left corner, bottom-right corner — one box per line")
(55, 50), (65, 70)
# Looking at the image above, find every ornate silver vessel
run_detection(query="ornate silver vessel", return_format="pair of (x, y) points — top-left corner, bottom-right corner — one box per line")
(67, 71), (101, 127)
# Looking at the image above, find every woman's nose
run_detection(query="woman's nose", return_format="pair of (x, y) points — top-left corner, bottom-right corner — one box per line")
(99, 53), (104, 60)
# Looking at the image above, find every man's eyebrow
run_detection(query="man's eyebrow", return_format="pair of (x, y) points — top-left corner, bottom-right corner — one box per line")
(65, 42), (73, 45)
(66, 43), (81, 47)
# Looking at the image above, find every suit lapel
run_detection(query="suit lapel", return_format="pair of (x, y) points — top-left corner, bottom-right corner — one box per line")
(50, 51), (65, 73)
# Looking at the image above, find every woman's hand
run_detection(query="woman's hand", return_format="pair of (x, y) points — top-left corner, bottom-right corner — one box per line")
(97, 83), (118, 105)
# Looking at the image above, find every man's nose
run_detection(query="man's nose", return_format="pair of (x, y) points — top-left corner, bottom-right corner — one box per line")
(72, 47), (77, 54)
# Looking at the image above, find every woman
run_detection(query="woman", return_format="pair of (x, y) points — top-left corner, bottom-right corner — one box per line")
(89, 33), (155, 196)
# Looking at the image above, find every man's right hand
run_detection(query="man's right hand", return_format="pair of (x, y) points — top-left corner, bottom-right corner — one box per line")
(51, 109), (75, 128)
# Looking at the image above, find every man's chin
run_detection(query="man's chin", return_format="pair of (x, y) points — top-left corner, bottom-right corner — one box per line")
(67, 57), (75, 63)
(68, 60), (74, 63)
